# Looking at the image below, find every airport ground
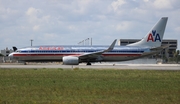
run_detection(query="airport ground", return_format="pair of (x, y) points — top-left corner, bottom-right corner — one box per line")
(0, 63), (179, 103)
(0, 63), (180, 70)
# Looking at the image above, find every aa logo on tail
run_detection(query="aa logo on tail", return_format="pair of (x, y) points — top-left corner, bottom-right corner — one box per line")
(147, 30), (161, 42)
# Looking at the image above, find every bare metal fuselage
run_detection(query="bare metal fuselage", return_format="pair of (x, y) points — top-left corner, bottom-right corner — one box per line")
(10, 45), (155, 63)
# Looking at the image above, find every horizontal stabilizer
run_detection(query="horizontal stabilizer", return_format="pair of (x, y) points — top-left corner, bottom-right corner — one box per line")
(150, 44), (171, 51)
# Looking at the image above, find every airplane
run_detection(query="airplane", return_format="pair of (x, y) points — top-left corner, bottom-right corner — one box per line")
(9, 17), (168, 65)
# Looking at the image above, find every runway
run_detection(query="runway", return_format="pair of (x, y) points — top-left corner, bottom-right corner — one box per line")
(0, 63), (180, 70)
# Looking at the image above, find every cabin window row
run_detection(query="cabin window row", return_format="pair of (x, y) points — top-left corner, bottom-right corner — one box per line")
(19, 50), (144, 53)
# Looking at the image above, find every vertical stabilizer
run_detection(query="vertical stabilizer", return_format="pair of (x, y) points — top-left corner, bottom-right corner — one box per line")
(127, 17), (168, 48)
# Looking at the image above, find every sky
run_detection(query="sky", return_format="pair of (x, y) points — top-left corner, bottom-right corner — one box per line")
(0, 0), (180, 50)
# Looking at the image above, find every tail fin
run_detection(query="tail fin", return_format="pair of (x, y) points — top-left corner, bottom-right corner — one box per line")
(127, 17), (168, 48)
(12, 46), (18, 52)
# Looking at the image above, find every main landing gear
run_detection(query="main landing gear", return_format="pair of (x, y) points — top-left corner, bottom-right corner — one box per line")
(24, 62), (27, 65)
(86, 62), (91, 65)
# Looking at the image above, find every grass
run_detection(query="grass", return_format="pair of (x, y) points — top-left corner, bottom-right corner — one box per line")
(0, 68), (179, 104)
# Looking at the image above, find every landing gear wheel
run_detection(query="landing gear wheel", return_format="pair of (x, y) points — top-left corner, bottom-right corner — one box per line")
(24, 62), (27, 65)
(87, 62), (91, 65)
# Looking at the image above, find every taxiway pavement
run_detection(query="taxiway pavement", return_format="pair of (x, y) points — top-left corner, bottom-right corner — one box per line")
(0, 63), (180, 70)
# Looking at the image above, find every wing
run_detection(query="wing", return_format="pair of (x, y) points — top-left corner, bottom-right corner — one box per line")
(79, 39), (117, 60)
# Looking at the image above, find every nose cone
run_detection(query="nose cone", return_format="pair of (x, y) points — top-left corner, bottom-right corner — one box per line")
(9, 53), (14, 57)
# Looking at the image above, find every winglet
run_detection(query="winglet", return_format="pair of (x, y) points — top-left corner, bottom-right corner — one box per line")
(104, 39), (117, 52)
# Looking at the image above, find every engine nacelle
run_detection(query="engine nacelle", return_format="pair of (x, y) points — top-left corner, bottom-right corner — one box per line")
(62, 56), (79, 65)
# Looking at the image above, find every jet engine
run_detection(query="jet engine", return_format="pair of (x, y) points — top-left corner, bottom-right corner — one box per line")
(62, 56), (79, 65)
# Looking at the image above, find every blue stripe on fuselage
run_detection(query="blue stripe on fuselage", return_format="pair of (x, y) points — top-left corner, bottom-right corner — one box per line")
(17, 46), (150, 54)
(19, 50), (144, 53)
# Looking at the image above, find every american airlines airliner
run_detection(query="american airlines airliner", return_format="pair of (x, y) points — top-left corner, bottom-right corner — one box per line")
(9, 17), (168, 65)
